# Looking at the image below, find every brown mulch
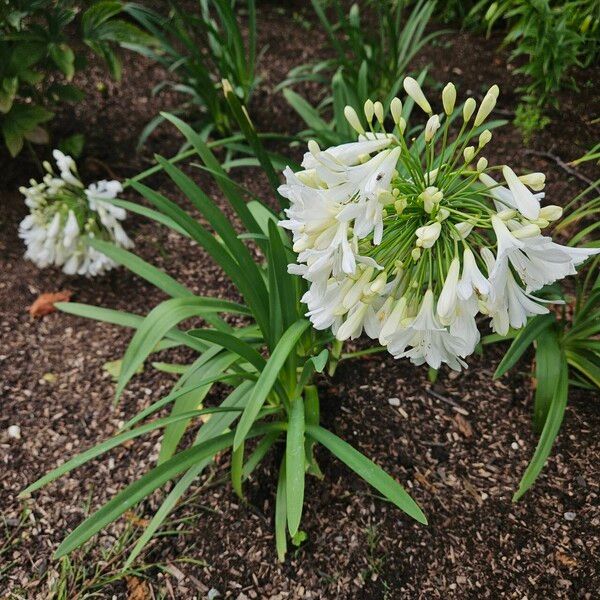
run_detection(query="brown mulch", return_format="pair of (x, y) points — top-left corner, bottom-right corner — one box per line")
(1, 3), (599, 599)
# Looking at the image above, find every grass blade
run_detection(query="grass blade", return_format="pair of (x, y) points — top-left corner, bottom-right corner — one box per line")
(286, 397), (305, 537)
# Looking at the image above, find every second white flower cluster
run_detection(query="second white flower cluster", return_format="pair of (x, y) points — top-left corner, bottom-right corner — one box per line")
(19, 150), (133, 277)
(279, 78), (598, 370)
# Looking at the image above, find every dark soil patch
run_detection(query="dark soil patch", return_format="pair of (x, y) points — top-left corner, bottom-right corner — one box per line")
(1, 4), (599, 599)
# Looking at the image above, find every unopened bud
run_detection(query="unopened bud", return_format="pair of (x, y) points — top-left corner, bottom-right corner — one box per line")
(477, 157), (488, 172)
(452, 221), (474, 239)
(363, 99), (374, 123)
(390, 97), (403, 124)
(442, 82), (456, 115)
(512, 224), (541, 239)
(344, 105), (365, 134)
(308, 139), (320, 157)
(539, 205), (562, 221)
(374, 101), (384, 124)
(398, 117), (407, 134)
(479, 129), (492, 147)
(415, 221), (442, 248)
(394, 197), (407, 214)
(474, 93), (497, 126)
(488, 84), (500, 99)
(420, 186), (443, 213)
(411, 247), (422, 260)
(496, 208), (517, 221)
(463, 146), (475, 163)
(425, 114), (440, 142)
(436, 208), (450, 221)
(463, 98), (476, 122)
(518, 172), (546, 191)
(369, 272), (387, 294)
(403, 77), (432, 113)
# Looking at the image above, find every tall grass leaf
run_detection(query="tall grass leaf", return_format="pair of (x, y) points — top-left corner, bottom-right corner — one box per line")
(286, 397), (305, 537)
(533, 327), (562, 432)
(275, 457), (287, 561)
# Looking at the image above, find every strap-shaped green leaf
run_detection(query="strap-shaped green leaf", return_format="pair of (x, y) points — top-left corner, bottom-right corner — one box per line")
(87, 237), (192, 298)
(494, 314), (556, 378)
(233, 320), (310, 450)
(116, 297), (249, 400)
(275, 456), (288, 562)
(533, 327), (562, 432)
(54, 422), (285, 558)
(286, 397), (305, 537)
(513, 355), (569, 501)
(306, 425), (427, 525)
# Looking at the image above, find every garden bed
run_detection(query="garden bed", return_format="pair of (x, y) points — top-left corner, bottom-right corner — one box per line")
(1, 3), (599, 598)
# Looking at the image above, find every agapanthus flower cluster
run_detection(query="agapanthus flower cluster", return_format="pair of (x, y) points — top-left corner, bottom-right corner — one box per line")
(19, 150), (133, 276)
(279, 78), (599, 370)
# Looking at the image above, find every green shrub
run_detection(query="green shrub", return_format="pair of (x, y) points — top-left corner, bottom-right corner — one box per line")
(0, 0), (152, 157)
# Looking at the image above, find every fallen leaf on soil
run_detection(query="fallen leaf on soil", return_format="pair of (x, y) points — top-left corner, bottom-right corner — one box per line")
(555, 551), (577, 568)
(28, 290), (72, 317)
(453, 414), (473, 438)
(103, 359), (143, 381)
(125, 576), (150, 600)
(124, 511), (150, 528)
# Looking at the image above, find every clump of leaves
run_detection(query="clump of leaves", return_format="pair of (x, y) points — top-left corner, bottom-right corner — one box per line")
(0, 0), (153, 157)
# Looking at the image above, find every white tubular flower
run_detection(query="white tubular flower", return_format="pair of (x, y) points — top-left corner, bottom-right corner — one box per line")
(502, 165), (541, 219)
(437, 257), (460, 324)
(344, 106), (365, 134)
(457, 247), (490, 300)
(474, 91), (497, 127)
(403, 77), (432, 114)
(19, 150), (133, 277)
(281, 82), (598, 370)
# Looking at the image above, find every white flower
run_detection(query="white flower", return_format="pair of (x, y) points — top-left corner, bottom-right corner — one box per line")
(387, 290), (467, 371)
(403, 77), (432, 113)
(19, 150), (133, 277)
(415, 222), (441, 248)
(424, 115), (440, 142)
(457, 248), (490, 300)
(437, 257), (460, 324)
(502, 166), (540, 219)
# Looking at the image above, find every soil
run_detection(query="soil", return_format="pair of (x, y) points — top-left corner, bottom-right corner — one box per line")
(1, 3), (599, 599)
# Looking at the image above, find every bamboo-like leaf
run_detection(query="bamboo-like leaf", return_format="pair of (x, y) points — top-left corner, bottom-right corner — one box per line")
(306, 425), (427, 524)
(513, 356), (569, 501)
(233, 320), (310, 451)
(286, 397), (305, 537)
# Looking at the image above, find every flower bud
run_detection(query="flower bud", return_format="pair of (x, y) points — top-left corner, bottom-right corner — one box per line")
(411, 247), (422, 260)
(394, 198), (407, 214)
(363, 99), (374, 123)
(452, 221), (474, 240)
(496, 208), (517, 221)
(420, 186), (443, 214)
(488, 84), (500, 99)
(474, 92), (497, 127)
(442, 82), (456, 115)
(478, 129), (492, 147)
(477, 157), (488, 172)
(425, 114), (440, 142)
(436, 208), (450, 221)
(369, 272), (388, 294)
(390, 97), (403, 124)
(512, 224), (541, 239)
(539, 204), (563, 221)
(518, 172), (546, 191)
(374, 101), (384, 124)
(308, 139), (320, 156)
(403, 77), (432, 113)
(463, 146), (475, 163)
(415, 222), (442, 248)
(344, 105), (365, 134)
(463, 98), (476, 122)
(398, 117), (407, 134)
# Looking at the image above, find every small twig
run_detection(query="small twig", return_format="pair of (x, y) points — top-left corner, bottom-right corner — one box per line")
(426, 388), (469, 415)
(524, 149), (599, 191)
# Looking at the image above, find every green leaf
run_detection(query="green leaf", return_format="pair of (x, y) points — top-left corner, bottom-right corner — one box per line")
(513, 356), (569, 501)
(87, 238), (193, 298)
(103, 359), (143, 381)
(286, 397), (305, 537)
(21, 407), (241, 496)
(533, 327), (562, 432)
(306, 425), (427, 524)
(494, 314), (555, 378)
(49, 43), (75, 80)
(54, 422), (285, 557)
(231, 441), (245, 498)
(234, 320), (310, 451)
(58, 133), (85, 158)
(275, 457), (287, 562)
(116, 297), (249, 400)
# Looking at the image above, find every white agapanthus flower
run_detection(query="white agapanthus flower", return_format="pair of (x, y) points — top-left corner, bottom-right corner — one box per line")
(19, 150), (133, 276)
(279, 79), (599, 370)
